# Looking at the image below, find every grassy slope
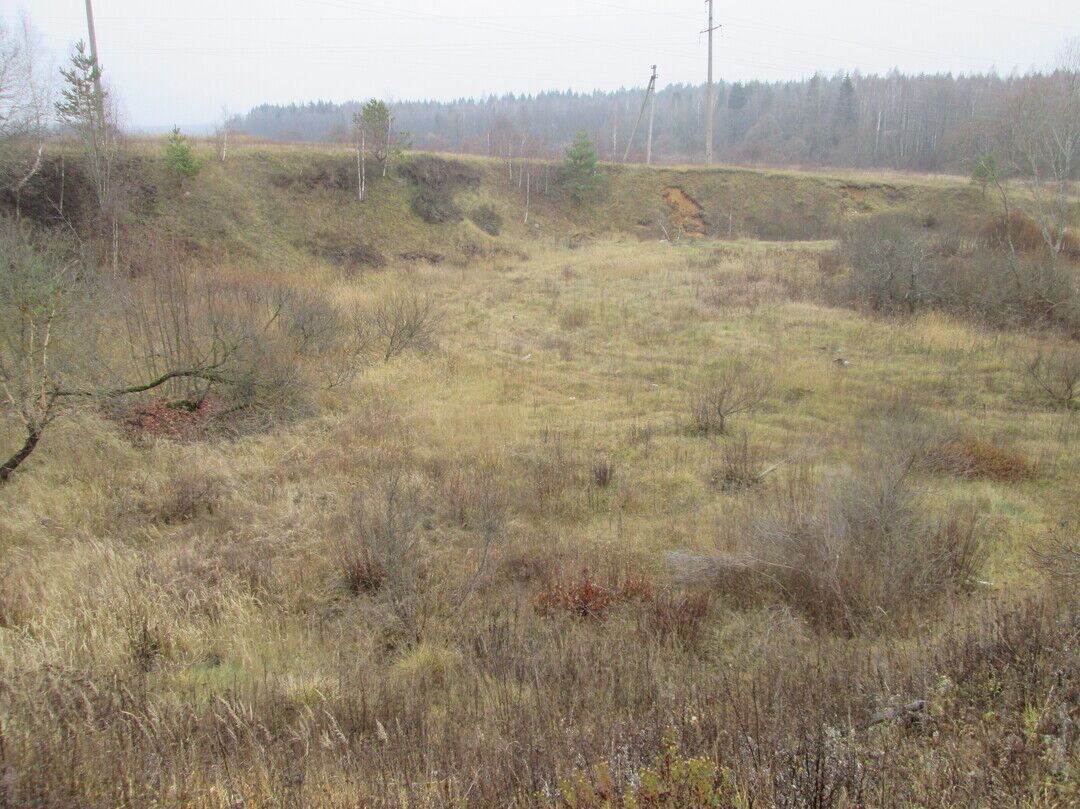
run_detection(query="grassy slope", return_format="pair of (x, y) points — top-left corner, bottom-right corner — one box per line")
(1, 146), (1077, 807)
(137, 144), (995, 269)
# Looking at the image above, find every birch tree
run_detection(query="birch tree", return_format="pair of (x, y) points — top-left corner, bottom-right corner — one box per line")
(989, 44), (1079, 267)
(0, 16), (51, 199)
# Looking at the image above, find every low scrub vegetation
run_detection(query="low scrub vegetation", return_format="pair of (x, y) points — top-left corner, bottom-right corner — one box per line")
(1, 136), (1077, 809)
(685, 448), (988, 635)
(837, 211), (1080, 334)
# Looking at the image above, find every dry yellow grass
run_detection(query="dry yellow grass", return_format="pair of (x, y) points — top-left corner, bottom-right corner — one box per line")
(2, 153), (1078, 806)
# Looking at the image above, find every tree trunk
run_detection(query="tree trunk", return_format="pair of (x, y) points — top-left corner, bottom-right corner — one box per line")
(0, 427), (42, 484)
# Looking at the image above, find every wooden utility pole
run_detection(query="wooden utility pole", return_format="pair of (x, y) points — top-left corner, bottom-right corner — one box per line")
(83, 0), (106, 115)
(646, 65), (657, 165)
(703, 0), (720, 165)
(622, 65), (658, 164)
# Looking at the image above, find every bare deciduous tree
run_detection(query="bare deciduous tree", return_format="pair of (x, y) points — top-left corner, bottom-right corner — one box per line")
(843, 214), (932, 314)
(0, 221), (341, 483)
(0, 15), (51, 199)
(688, 363), (772, 436)
(987, 45), (1079, 270)
(369, 291), (442, 362)
(213, 105), (231, 163)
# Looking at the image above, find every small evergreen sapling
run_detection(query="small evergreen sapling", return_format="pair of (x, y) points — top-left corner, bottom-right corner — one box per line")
(971, 153), (999, 196)
(165, 126), (200, 180)
(561, 129), (602, 202)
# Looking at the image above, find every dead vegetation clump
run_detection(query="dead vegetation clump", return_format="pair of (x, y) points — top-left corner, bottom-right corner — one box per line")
(116, 396), (221, 442)
(921, 435), (1036, 481)
(639, 590), (712, 646)
(534, 568), (654, 619)
(558, 304), (591, 331)
(591, 458), (616, 488)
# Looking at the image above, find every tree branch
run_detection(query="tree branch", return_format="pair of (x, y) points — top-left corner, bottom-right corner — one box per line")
(53, 367), (231, 399)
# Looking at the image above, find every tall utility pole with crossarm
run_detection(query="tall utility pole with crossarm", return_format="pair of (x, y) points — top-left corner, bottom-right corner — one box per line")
(703, 0), (720, 165)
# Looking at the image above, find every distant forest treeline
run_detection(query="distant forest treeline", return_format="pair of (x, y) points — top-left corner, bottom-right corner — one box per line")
(233, 72), (1048, 173)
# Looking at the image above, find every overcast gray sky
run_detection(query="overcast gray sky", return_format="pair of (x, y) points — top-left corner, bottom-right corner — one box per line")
(13, 0), (1080, 128)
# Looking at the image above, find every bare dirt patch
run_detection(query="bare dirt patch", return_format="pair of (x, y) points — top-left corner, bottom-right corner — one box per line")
(662, 186), (707, 236)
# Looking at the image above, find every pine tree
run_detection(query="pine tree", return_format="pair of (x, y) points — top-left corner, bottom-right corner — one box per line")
(356, 100), (409, 178)
(561, 129), (601, 202)
(971, 154), (999, 196)
(55, 40), (114, 207)
(165, 127), (200, 180)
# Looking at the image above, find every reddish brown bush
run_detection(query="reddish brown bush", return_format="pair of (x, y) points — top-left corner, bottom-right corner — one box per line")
(923, 436), (1035, 482)
(535, 569), (654, 619)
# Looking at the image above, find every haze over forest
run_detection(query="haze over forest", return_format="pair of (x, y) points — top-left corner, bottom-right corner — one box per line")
(236, 71), (1054, 172)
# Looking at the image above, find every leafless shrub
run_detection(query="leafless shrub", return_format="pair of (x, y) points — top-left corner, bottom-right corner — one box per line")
(709, 432), (768, 492)
(626, 421), (656, 449)
(368, 291), (442, 362)
(1030, 530), (1080, 591)
(342, 468), (502, 644)
(436, 465), (511, 533)
(688, 364), (772, 436)
(835, 213), (1080, 332)
(275, 287), (347, 357)
(272, 286), (374, 389)
(1028, 350), (1080, 407)
(513, 439), (581, 516)
(341, 472), (429, 634)
(841, 214), (932, 314)
(746, 453), (988, 634)
(679, 430), (988, 634)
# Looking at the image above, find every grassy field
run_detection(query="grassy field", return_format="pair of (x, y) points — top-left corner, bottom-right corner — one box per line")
(1, 148), (1078, 808)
